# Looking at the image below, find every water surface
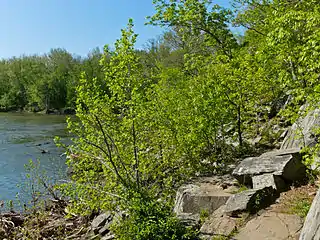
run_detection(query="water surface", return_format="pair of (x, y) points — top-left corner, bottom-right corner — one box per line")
(0, 113), (69, 205)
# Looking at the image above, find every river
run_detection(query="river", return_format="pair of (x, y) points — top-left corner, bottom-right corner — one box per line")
(0, 113), (69, 207)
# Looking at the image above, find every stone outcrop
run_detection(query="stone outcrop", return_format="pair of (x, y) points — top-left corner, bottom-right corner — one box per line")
(281, 108), (320, 170)
(174, 184), (231, 215)
(232, 148), (306, 186)
(234, 212), (303, 240)
(174, 145), (310, 239)
(281, 108), (320, 150)
(174, 176), (238, 225)
(299, 188), (320, 240)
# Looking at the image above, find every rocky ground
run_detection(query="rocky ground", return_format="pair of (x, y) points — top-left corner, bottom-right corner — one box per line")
(174, 147), (319, 240)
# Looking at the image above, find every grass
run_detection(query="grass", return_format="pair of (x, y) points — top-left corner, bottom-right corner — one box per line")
(271, 184), (316, 219)
(290, 198), (312, 218)
(230, 184), (248, 194)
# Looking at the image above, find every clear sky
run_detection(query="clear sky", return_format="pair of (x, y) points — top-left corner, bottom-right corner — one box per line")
(0, 0), (232, 59)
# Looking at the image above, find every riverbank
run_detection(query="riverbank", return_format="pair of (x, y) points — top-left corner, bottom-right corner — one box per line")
(0, 199), (92, 239)
(0, 109), (75, 115)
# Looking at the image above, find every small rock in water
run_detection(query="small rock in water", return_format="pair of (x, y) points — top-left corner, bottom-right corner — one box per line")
(41, 149), (49, 154)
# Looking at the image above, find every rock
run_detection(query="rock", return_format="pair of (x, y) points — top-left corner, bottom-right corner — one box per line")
(174, 183), (233, 218)
(232, 148), (306, 185)
(224, 187), (275, 216)
(66, 166), (74, 176)
(176, 213), (200, 227)
(196, 175), (239, 189)
(101, 234), (115, 240)
(98, 223), (111, 236)
(235, 212), (303, 240)
(63, 108), (76, 115)
(91, 212), (112, 231)
(252, 173), (286, 191)
(200, 205), (237, 238)
(281, 108), (320, 150)
(281, 108), (320, 170)
(299, 189), (320, 240)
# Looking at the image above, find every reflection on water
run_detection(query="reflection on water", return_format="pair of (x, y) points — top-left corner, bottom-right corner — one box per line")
(0, 113), (69, 205)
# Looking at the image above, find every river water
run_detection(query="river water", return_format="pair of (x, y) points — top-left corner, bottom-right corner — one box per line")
(0, 113), (69, 206)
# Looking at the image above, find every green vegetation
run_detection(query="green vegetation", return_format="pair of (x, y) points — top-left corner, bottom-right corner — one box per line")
(273, 185), (315, 219)
(55, 0), (320, 238)
(291, 198), (312, 218)
(0, 47), (103, 113)
(2, 0), (320, 238)
(235, 184), (249, 194)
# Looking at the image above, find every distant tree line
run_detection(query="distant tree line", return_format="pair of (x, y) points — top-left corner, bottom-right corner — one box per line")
(0, 31), (187, 114)
(0, 47), (103, 113)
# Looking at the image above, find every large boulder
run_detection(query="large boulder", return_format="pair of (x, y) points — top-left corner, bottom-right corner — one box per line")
(299, 188), (320, 240)
(224, 187), (275, 216)
(232, 149), (306, 185)
(235, 212), (303, 240)
(174, 181), (235, 224)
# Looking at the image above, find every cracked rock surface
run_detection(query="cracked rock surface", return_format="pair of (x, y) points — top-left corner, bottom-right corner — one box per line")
(234, 211), (303, 240)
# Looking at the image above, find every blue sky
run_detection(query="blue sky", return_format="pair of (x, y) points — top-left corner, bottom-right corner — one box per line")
(0, 0), (232, 59)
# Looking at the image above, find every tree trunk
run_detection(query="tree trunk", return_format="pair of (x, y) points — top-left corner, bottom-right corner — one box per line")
(237, 106), (243, 148)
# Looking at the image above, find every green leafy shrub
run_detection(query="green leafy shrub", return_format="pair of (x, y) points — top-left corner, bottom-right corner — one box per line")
(113, 193), (198, 240)
(17, 159), (62, 212)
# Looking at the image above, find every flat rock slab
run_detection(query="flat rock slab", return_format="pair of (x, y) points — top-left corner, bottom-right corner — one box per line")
(299, 188), (320, 240)
(200, 205), (237, 238)
(235, 212), (303, 240)
(224, 187), (275, 216)
(174, 184), (233, 217)
(233, 149), (305, 185)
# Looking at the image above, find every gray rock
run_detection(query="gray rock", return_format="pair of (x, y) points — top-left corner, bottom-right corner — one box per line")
(98, 222), (111, 236)
(252, 174), (286, 192)
(233, 149), (306, 185)
(281, 108), (320, 170)
(176, 213), (200, 227)
(174, 183), (232, 217)
(281, 108), (320, 150)
(200, 205), (237, 238)
(224, 187), (275, 216)
(91, 212), (112, 231)
(235, 212), (303, 240)
(101, 234), (115, 240)
(299, 189), (320, 240)
(196, 175), (239, 189)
